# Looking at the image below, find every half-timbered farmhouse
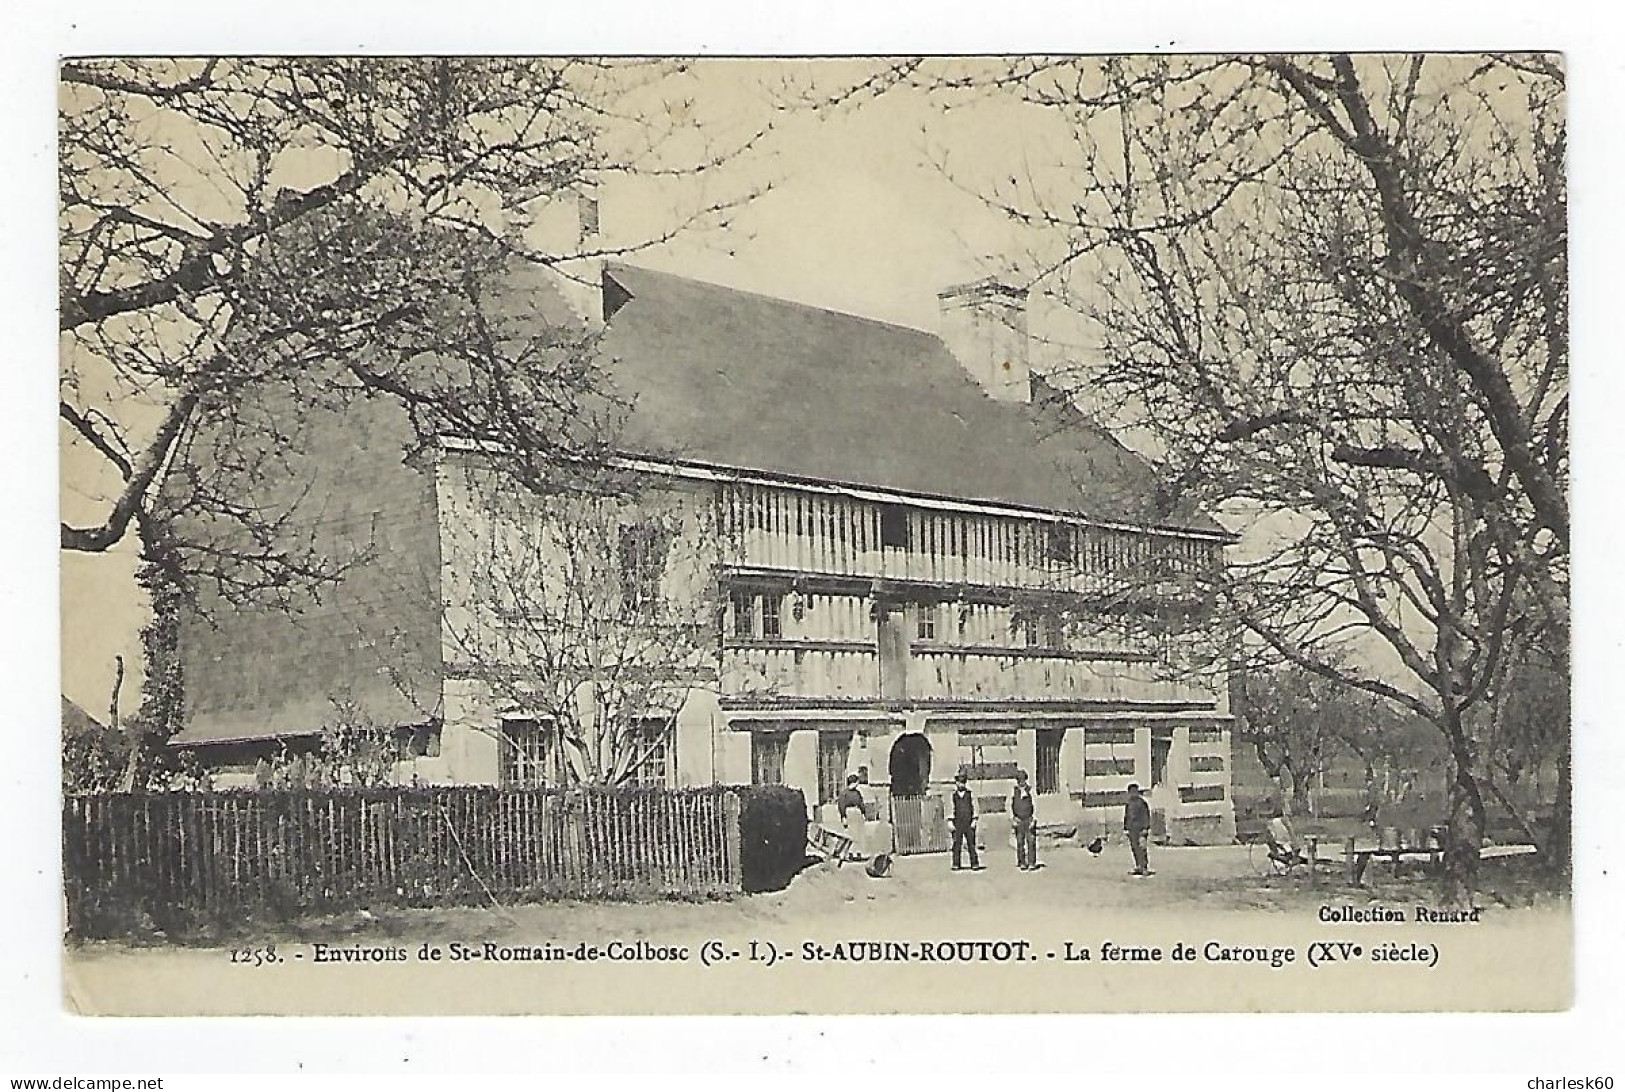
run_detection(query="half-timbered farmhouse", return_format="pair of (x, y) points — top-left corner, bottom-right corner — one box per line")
(174, 246), (1238, 845)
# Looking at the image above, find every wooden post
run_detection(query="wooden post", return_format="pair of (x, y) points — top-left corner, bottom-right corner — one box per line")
(723, 790), (743, 894)
(1306, 835), (1319, 887)
(1344, 836), (1358, 884)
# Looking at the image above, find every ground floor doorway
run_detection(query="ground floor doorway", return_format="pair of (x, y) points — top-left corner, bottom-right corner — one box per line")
(888, 732), (932, 796)
(888, 732), (948, 853)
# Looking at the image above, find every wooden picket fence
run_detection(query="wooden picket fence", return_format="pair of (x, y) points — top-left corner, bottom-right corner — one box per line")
(63, 786), (742, 936)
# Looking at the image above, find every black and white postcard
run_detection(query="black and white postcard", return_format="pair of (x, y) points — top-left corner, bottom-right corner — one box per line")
(56, 54), (1571, 1015)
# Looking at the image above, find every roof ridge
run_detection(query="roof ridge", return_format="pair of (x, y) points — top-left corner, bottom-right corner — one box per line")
(604, 261), (944, 341)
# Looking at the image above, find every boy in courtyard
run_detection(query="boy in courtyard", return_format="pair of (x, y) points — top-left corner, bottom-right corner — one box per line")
(1265, 803), (1307, 868)
(838, 773), (867, 828)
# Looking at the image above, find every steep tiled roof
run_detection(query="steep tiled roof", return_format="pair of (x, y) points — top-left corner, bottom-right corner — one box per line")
(588, 263), (1222, 535)
(171, 375), (446, 748)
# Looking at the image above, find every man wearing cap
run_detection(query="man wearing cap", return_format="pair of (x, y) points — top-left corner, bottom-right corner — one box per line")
(1011, 769), (1039, 871)
(1124, 782), (1153, 876)
(950, 771), (982, 871)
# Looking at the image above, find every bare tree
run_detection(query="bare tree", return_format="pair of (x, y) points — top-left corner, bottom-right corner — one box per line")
(920, 54), (1568, 887)
(59, 58), (780, 775)
(1474, 628), (1568, 851)
(1235, 663), (1372, 817)
(440, 462), (730, 787)
(1335, 700), (1448, 821)
(61, 58), (773, 562)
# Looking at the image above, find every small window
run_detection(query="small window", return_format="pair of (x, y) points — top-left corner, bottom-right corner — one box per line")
(916, 603), (937, 642)
(816, 732), (854, 805)
(399, 724), (442, 760)
(578, 192), (600, 238)
(1045, 523), (1075, 565)
(752, 733), (788, 786)
(1019, 614), (1040, 648)
(731, 589), (756, 638)
(1036, 728), (1063, 795)
(761, 594), (783, 639)
(618, 524), (667, 613)
(879, 505), (910, 549)
(1042, 614), (1066, 650)
(626, 719), (670, 787)
(499, 719), (552, 787)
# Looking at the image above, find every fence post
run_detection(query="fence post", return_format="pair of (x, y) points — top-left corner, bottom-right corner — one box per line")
(723, 790), (743, 894)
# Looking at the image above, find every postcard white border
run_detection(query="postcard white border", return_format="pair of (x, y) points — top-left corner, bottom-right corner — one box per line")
(6, 0), (1622, 1077)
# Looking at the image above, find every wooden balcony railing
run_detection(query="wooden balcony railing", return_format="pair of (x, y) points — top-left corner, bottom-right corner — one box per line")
(720, 643), (881, 702)
(908, 648), (1187, 704)
(719, 642), (1201, 706)
(718, 482), (1220, 597)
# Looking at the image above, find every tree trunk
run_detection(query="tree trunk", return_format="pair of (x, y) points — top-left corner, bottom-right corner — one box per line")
(1290, 767), (1317, 819)
(1272, 767), (1310, 817)
(1360, 756), (1381, 824)
(1546, 739), (1571, 880)
(1439, 706), (1489, 901)
(1253, 739), (1299, 815)
(124, 513), (187, 789)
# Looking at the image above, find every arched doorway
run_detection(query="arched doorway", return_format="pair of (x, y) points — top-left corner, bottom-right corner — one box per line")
(889, 733), (932, 797)
(888, 732), (949, 854)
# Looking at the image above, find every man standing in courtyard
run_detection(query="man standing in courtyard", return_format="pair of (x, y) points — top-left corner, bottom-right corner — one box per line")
(1124, 782), (1153, 876)
(951, 772), (982, 871)
(1011, 769), (1039, 871)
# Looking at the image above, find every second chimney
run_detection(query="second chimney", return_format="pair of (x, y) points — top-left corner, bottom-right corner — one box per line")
(936, 278), (1030, 404)
(520, 184), (604, 328)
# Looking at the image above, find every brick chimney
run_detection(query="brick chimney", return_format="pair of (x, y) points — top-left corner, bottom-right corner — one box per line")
(936, 278), (1030, 404)
(523, 185), (604, 328)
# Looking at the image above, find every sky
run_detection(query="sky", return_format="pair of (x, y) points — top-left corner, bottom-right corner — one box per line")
(617, 64), (1040, 328)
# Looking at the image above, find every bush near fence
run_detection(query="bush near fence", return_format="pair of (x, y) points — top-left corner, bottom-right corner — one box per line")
(734, 785), (808, 893)
(63, 785), (744, 938)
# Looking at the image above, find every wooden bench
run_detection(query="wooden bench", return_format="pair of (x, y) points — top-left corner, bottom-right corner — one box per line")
(1347, 845), (1441, 884)
(1478, 843), (1540, 861)
(1344, 839), (1538, 884)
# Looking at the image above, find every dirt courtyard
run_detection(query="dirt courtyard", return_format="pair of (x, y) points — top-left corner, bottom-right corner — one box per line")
(67, 829), (1560, 956)
(61, 831), (1571, 1015)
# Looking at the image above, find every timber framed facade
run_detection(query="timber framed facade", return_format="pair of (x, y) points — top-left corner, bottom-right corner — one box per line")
(174, 259), (1239, 845)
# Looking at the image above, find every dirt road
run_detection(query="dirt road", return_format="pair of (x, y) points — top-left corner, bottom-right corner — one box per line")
(63, 835), (1570, 1015)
